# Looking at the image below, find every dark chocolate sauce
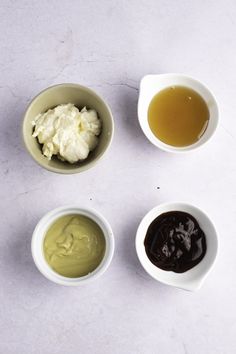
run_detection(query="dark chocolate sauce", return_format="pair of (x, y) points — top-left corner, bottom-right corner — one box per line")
(144, 211), (207, 273)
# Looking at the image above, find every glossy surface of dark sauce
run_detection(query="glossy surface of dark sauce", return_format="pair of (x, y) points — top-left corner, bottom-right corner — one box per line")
(144, 211), (207, 273)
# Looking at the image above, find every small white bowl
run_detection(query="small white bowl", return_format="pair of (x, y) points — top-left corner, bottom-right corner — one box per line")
(136, 202), (219, 291)
(138, 74), (219, 152)
(32, 206), (114, 286)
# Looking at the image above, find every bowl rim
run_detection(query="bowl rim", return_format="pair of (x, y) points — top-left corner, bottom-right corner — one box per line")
(31, 205), (115, 286)
(22, 83), (114, 174)
(138, 73), (219, 153)
(135, 201), (219, 291)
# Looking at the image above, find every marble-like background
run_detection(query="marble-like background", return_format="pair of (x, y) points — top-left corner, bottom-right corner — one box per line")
(0, 1), (236, 353)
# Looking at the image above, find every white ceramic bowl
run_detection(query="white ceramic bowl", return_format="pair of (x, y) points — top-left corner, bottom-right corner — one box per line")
(32, 206), (114, 286)
(138, 74), (219, 152)
(136, 202), (219, 291)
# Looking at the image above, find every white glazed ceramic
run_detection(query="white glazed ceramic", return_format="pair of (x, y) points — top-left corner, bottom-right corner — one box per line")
(136, 202), (219, 291)
(32, 205), (114, 286)
(138, 74), (219, 152)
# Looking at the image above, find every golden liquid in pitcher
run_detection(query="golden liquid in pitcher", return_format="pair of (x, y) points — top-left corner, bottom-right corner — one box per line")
(148, 86), (210, 147)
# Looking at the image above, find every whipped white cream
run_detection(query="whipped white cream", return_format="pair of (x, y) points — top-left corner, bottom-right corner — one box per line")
(32, 103), (101, 163)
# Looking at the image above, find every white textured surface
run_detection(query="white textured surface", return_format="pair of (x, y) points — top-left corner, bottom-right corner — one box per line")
(0, 1), (236, 353)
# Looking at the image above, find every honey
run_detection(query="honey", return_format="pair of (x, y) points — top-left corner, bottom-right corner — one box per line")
(148, 86), (209, 147)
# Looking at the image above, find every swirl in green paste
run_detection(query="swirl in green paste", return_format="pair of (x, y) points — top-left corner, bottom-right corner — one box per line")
(44, 215), (106, 277)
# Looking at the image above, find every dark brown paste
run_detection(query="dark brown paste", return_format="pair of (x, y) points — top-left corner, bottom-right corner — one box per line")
(144, 211), (207, 273)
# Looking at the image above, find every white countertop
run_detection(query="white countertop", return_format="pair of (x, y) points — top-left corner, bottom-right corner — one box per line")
(0, 1), (236, 353)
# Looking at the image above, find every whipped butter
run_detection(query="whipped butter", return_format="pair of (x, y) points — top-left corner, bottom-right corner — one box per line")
(32, 103), (101, 163)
